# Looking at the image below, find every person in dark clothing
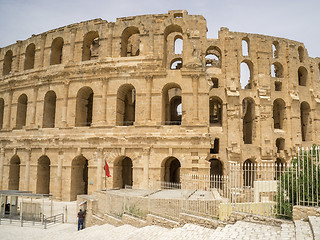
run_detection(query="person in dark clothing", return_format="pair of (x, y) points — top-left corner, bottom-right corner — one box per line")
(77, 209), (85, 230)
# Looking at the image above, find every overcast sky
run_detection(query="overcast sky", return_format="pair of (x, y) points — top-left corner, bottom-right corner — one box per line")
(1, 0), (319, 58)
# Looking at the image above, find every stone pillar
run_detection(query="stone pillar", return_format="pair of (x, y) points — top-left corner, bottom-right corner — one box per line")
(146, 76), (153, 121)
(96, 148), (103, 190)
(192, 75), (199, 121)
(14, 41), (22, 73)
(57, 151), (63, 200)
(142, 147), (150, 189)
(61, 81), (69, 127)
(5, 90), (13, 129)
(24, 149), (31, 191)
(38, 34), (46, 69)
(0, 148), (4, 189)
(107, 23), (114, 57)
(101, 79), (109, 124)
(30, 86), (38, 128)
(69, 28), (77, 63)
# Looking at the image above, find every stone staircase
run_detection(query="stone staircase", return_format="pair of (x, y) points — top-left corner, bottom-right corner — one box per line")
(74, 216), (320, 240)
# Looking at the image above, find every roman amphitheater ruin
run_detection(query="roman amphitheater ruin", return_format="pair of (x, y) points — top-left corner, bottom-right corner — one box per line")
(0, 10), (319, 201)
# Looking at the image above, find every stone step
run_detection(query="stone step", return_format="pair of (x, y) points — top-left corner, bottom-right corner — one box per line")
(308, 216), (320, 240)
(280, 223), (296, 240)
(127, 225), (170, 240)
(294, 220), (313, 240)
(105, 224), (138, 240)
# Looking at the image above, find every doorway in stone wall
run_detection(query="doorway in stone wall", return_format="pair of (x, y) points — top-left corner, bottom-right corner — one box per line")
(113, 156), (133, 188)
(36, 155), (50, 194)
(70, 155), (88, 201)
(162, 157), (181, 188)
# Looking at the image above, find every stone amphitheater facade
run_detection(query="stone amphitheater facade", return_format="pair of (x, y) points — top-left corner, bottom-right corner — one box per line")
(0, 10), (320, 201)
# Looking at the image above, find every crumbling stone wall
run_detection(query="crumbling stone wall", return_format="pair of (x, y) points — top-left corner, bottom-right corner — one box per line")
(0, 10), (319, 201)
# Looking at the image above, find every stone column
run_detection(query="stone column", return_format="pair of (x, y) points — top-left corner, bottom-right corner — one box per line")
(192, 75), (199, 121)
(0, 148), (4, 189)
(24, 149), (31, 191)
(69, 28), (77, 63)
(96, 148), (103, 190)
(61, 81), (69, 127)
(146, 76), (153, 121)
(142, 147), (150, 189)
(30, 86), (38, 128)
(14, 41), (22, 73)
(38, 34), (46, 69)
(5, 90), (13, 129)
(107, 23), (114, 57)
(101, 78), (109, 124)
(57, 151), (63, 200)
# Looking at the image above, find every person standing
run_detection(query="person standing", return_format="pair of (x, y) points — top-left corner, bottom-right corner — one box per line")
(77, 209), (85, 231)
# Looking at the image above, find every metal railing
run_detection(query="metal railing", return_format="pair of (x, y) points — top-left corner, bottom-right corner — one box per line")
(44, 213), (64, 229)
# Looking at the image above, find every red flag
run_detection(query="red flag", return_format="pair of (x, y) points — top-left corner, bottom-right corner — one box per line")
(104, 161), (111, 177)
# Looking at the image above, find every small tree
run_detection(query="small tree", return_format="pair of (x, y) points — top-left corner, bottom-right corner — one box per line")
(275, 146), (320, 219)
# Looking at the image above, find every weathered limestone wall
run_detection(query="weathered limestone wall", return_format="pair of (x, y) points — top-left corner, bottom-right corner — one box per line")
(0, 10), (320, 201)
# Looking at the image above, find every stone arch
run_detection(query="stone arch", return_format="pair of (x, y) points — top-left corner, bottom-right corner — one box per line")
(272, 41), (279, 58)
(300, 101), (312, 141)
(271, 62), (283, 78)
(298, 66), (308, 86)
(16, 94), (28, 129)
(43, 91), (56, 128)
(174, 36), (183, 54)
(36, 155), (50, 194)
(243, 159), (255, 187)
(161, 156), (181, 186)
(82, 31), (99, 61)
(24, 43), (35, 70)
(170, 58), (182, 70)
(50, 37), (64, 65)
(276, 138), (285, 152)
(0, 98), (4, 130)
(242, 98), (255, 144)
(3, 50), (13, 76)
(298, 46), (304, 63)
(162, 83), (182, 125)
(209, 96), (222, 126)
(116, 84), (136, 126)
(121, 26), (140, 57)
(209, 158), (223, 189)
(205, 46), (221, 68)
(75, 87), (94, 127)
(273, 98), (286, 129)
(240, 60), (253, 89)
(113, 156), (133, 188)
(163, 24), (183, 67)
(275, 158), (285, 180)
(70, 155), (88, 201)
(8, 155), (21, 190)
(242, 37), (249, 56)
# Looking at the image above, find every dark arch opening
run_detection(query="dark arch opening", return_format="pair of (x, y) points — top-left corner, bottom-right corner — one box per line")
(75, 87), (94, 127)
(9, 155), (20, 190)
(116, 84), (136, 126)
(121, 27), (140, 57)
(0, 98), (4, 130)
(43, 91), (56, 128)
(24, 43), (35, 70)
(243, 98), (255, 144)
(82, 31), (99, 61)
(209, 158), (223, 189)
(70, 155), (88, 201)
(50, 37), (64, 65)
(162, 157), (181, 188)
(162, 83), (182, 125)
(243, 159), (255, 187)
(113, 156), (133, 188)
(36, 156), (50, 194)
(16, 94), (28, 129)
(301, 101), (311, 141)
(3, 50), (13, 76)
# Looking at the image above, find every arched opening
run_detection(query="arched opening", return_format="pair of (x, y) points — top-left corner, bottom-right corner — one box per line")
(272, 41), (279, 58)
(210, 78), (219, 89)
(3, 50), (13, 76)
(70, 155), (88, 201)
(0, 98), (4, 130)
(43, 91), (56, 128)
(273, 98), (286, 129)
(276, 138), (285, 152)
(242, 38), (249, 56)
(209, 96), (222, 126)
(75, 87), (94, 127)
(298, 66), (308, 86)
(161, 157), (181, 188)
(174, 37), (183, 54)
(82, 31), (99, 61)
(116, 84), (135, 126)
(205, 46), (221, 68)
(170, 58), (182, 70)
(243, 159), (255, 188)
(242, 98), (255, 144)
(9, 155), (20, 190)
(301, 101), (312, 142)
(163, 24), (183, 67)
(36, 156), (50, 194)
(298, 46), (304, 63)
(275, 158), (285, 180)
(113, 156), (133, 188)
(209, 158), (223, 189)
(162, 83), (182, 125)
(271, 62), (283, 78)
(121, 27), (140, 57)
(240, 61), (252, 89)
(318, 63), (320, 80)
(16, 94), (28, 129)
(50, 37), (64, 65)
(24, 43), (35, 70)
